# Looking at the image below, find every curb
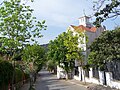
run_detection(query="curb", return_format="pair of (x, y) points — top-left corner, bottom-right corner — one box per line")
(67, 80), (119, 90)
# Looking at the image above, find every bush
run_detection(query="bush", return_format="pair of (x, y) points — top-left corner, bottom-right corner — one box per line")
(24, 73), (30, 80)
(15, 68), (24, 83)
(0, 59), (14, 89)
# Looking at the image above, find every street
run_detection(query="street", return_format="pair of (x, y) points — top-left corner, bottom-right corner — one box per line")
(35, 70), (87, 90)
(20, 70), (117, 90)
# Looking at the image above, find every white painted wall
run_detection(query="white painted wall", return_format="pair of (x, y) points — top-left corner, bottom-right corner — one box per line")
(74, 67), (120, 89)
(74, 67), (83, 81)
(99, 71), (105, 85)
(74, 67), (100, 84)
(57, 65), (66, 79)
(106, 72), (120, 89)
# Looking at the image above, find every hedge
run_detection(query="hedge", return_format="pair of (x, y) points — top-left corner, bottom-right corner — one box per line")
(0, 59), (14, 89)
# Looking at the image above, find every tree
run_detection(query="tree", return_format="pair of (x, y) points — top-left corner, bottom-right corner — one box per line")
(22, 44), (46, 89)
(0, 0), (46, 89)
(22, 44), (46, 73)
(88, 28), (120, 70)
(93, 0), (120, 27)
(46, 59), (57, 73)
(47, 30), (83, 79)
(0, 0), (46, 60)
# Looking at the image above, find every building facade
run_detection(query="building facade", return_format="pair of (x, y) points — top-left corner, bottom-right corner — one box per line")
(57, 16), (120, 89)
(57, 16), (105, 79)
(68, 16), (105, 80)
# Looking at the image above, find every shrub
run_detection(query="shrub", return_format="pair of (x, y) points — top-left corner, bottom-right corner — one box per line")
(0, 59), (14, 89)
(15, 68), (23, 83)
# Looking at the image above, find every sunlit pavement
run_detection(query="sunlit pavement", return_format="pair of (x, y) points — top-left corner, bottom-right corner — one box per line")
(35, 70), (87, 90)
(20, 70), (118, 90)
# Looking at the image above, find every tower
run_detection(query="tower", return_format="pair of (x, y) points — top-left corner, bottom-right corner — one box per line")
(78, 16), (92, 27)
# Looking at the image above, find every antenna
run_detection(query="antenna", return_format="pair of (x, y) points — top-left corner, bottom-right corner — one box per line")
(83, 9), (86, 16)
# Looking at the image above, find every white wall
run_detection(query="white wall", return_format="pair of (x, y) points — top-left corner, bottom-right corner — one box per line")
(57, 65), (66, 79)
(106, 72), (120, 89)
(73, 67), (120, 89)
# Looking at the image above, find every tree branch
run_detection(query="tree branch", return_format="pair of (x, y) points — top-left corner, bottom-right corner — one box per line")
(0, 1), (4, 5)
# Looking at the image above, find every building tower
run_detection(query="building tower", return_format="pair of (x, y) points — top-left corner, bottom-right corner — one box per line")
(78, 16), (92, 27)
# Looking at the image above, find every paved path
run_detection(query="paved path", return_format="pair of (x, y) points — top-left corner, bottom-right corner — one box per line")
(35, 70), (87, 90)
(20, 70), (118, 90)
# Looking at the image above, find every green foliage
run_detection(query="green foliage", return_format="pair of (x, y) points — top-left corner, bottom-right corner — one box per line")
(22, 44), (46, 72)
(15, 67), (23, 83)
(93, 0), (120, 27)
(0, 0), (46, 59)
(0, 59), (14, 86)
(47, 30), (83, 73)
(88, 28), (120, 70)
(46, 60), (57, 72)
(24, 73), (30, 79)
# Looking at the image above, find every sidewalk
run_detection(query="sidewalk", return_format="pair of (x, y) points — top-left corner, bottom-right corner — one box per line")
(67, 79), (118, 90)
(67, 79), (93, 88)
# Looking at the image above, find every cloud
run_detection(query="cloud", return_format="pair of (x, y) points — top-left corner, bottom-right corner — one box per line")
(0, 0), (94, 44)
(28, 0), (93, 28)
(24, 0), (94, 44)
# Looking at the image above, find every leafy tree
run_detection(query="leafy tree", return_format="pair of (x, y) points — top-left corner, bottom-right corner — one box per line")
(46, 59), (57, 73)
(0, 0), (46, 89)
(22, 44), (46, 88)
(93, 0), (120, 27)
(47, 30), (83, 79)
(22, 44), (46, 73)
(88, 28), (120, 70)
(0, 0), (46, 60)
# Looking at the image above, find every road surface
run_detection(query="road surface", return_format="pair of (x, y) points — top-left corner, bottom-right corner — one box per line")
(35, 70), (87, 90)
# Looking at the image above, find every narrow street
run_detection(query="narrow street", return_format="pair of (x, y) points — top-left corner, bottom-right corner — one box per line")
(20, 70), (118, 90)
(35, 70), (87, 90)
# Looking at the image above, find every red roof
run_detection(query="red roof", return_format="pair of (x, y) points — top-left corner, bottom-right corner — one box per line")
(71, 25), (97, 32)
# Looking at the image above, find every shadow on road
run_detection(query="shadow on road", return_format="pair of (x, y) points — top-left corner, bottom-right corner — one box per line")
(35, 70), (68, 90)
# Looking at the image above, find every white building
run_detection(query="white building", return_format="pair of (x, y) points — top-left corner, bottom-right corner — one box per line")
(57, 16), (120, 89)
(69, 16), (105, 66)
(57, 16), (105, 79)
(67, 16), (105, 81)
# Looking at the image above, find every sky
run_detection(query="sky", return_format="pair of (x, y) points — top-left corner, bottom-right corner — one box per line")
(29, 0), (120, 45)
(27, 0), (95, 44)
(1, 0), (120, 44)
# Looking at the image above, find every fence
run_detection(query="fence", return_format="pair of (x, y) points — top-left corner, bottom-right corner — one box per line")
(57, 65), (120, 89)
(73, 67), (120, 89)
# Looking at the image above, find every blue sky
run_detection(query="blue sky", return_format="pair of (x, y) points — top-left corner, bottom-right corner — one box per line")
(29, 0), (119, 45)
(27, 0), (94, 44)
